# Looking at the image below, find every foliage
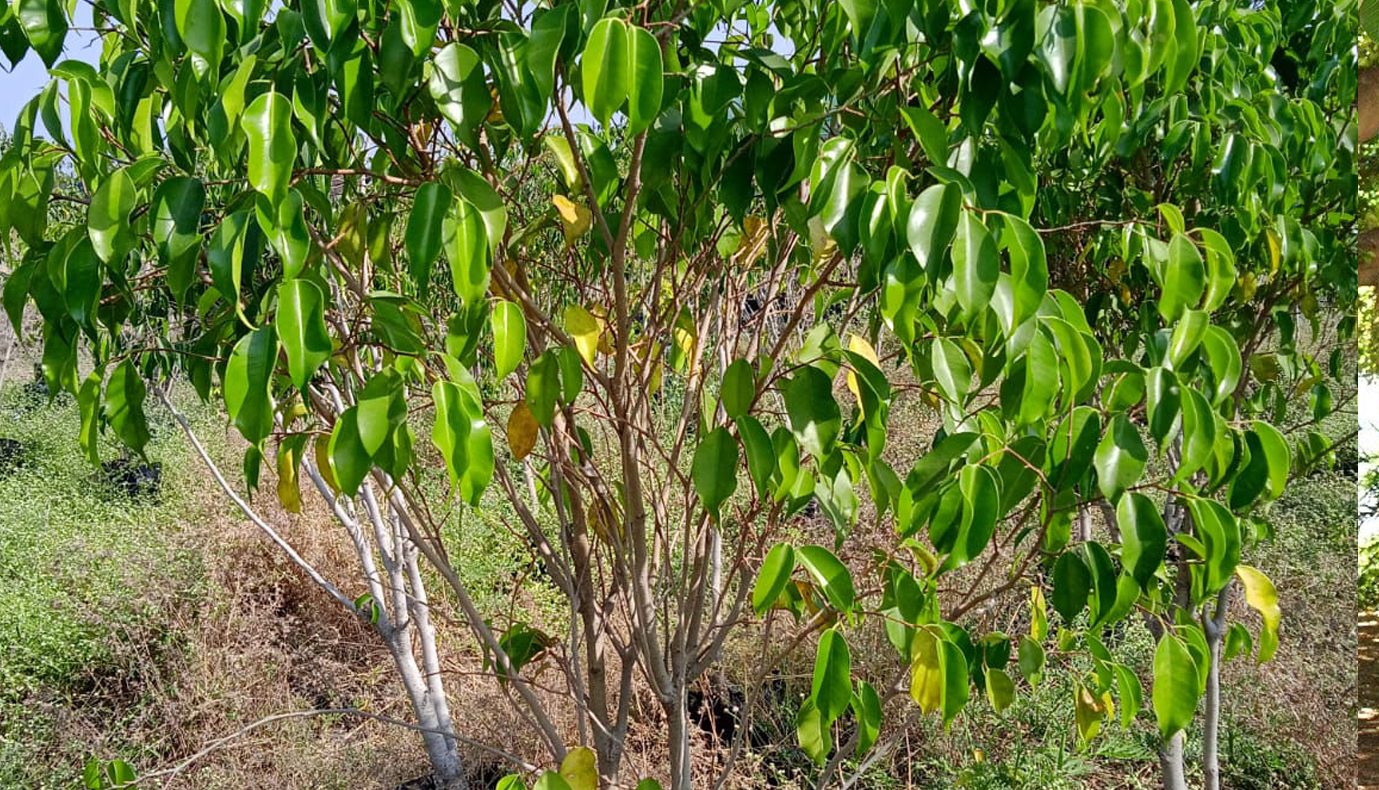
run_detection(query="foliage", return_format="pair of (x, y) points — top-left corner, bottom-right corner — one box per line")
(0, 0), (1357, 787)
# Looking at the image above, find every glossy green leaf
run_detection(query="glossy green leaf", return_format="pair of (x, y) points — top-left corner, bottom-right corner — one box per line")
(1117, 492), (1167, 588)
(406, 182), (451, 295)
(626, 25), (662, 135)
(783, 366), (840, 460)
(692, 426), (739, 518)
(953, 212), (998, 320)
(853, 680), (882, 754)
(152, 176), (205, 299)
(277, 280), (331, 391)
(492, 300), (526, 381)
(16, 0), (66, 66)
(1158, 234), (1204, 322)
(224, 326), (278, 445)
(427, 43), (490, 146)
(62, 238), (101, 327)
(931, 338), (972, 404)
(1152, 634), (1199, 738)
(1051, 551), (1090, 623)
(329, 406), (372, 496)
(810, 628), (852, 723)
(397, 0), (440, 57)
(105, 359), (149, 456)
(581, 17), (630, 128)
(906, 182), (961, 275)
(738, 415), (776, 496)
(753, 542), (794, 615)
(445, 198), (489, 306)
(797, 544), (855, 612)
(1095, 414), (1147, 502)
(1003, 214), (1048, 329)
(89, 168), (136, 263)
(720, 358), (755, 419)
(242, 92), (295, 205)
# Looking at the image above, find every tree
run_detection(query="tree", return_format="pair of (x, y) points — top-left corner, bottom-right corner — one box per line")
(0, 0), (1356, 788)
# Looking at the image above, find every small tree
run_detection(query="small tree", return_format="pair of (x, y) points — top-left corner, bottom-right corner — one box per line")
(0, 0), (1356, 788)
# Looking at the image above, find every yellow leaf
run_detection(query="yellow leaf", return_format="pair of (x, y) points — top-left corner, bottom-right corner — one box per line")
(565, 305), (601, 367)
(1074, 684), (1109, 743)
(909, 628), (943, 714)
(277, 442), (303, 514)
(671, 311), (698, 374)
(1264, 228), (1281, 274)
(1234, 565), (1280, 662)
(845, 334), (881, 416)
(507, 401), (539, 461)
(1030, 587), (1048, 641)
(590, 306), (614, 354)
(313, 434), (338, 495)
(734, 216), (769, 267)
(553, 194), (593, 245)
(559, 746), (599, 790)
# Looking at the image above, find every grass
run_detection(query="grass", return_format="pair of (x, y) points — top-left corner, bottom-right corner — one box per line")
(0, 382), (206, 787)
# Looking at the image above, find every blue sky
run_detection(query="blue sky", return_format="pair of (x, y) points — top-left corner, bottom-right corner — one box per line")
(0, 4), (99, 134)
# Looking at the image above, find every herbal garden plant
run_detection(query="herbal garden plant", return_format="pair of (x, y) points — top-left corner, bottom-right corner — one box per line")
(0, 0), (1357, 787)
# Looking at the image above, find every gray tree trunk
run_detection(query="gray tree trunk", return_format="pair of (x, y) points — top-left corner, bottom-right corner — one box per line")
(1202, 586), (1230, 790)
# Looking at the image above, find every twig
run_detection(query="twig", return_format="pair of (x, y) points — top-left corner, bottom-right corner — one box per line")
(108, 707), (538, 788)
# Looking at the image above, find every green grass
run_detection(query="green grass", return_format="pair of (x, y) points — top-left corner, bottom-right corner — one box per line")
(0, 382), (209, 788)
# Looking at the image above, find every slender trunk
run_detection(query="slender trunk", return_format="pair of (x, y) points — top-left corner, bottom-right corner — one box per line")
(1202, 586), (1230, 790)
(1159, 732), (1188, 790)
(668, 686), (692, 790)
(387, 627), (466, 789)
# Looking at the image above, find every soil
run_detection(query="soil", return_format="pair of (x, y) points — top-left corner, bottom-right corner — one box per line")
(1361, 613), (1378, 788)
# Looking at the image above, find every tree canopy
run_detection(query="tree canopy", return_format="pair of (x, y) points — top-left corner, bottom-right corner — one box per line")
(0, 0), (1358, 787)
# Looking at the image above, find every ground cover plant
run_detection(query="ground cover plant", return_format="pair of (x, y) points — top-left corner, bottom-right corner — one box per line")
(0, 0), (1359, 788)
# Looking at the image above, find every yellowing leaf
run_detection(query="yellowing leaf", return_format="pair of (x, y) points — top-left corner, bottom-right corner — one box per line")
(277, 442), (303, 514)
(559, 746), (598, 790)
(565, 305), (601, 367)
(909, 628), (943, 714)
(845, 334), (881, 416)
(553, 194), (592, 245)
(734, 216), (769, 267)
(1235, 565), (1281, 662)
(507, 401), (539, 461)
(313, 434), (338, 495)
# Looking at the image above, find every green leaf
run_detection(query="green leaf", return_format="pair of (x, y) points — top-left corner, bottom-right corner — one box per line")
(626, 25), (662, 135)
(906, 182), (961, 275)
(1018, 635), (1045, 684)
(224, 326), (278, 445)
(581, 17), (630, 128)
(358, 371), (406, 457)
(526, 351), (559, 428)
(1175, 387), (1217, 483)
(89, 168), (136, 264)
(952, 212), (998, 320)
(532, 772), (573, 790)
(783, 366), (840, 460)
(1248, 420), (1290, 502)
(692, 426), (739, 517)
(986, 667), (1015, 713)
(151, 176), (205, 300)
(277, 279), (332, 391)
(62, 238), (101, 327)
(1187, 497), (1240, 594)
(738, 415), (776, 496)
(406, 182), (452, 295)
(427, 43), (491, 147)
(753, 543), (795, 615)
(445, 198), (489, 306)
(1095, 414), (1147, 502)
(853, 680), (882, 754)
(1158, 234), (1204, 322)
(1162, 0), (1198, 94)
(931, 338), (972, 404)
(431, 380), (494, 505)
(720, 358), (755, 419)
(1117, 493), (1167, 589)
(396, 0), (440, 57)
(795, 699), (831, 766)
(1114, 662), (1143, 728)
(1003, 214), (1048, 329)
(329, 406), (372, 496)
(810, 628), (853, 723)
(105, 360), (150, 456)
(1051, 551), (1090, 623)
(16, 0), (66, 66)
(242, 92), (296, 205)
(492, 300), (527, 381)
(1152, 634), (1199, 739)
(1200, 325), (1241, 405)
(797, 544), (855, 612)
(1234, 565), (1280, 663)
